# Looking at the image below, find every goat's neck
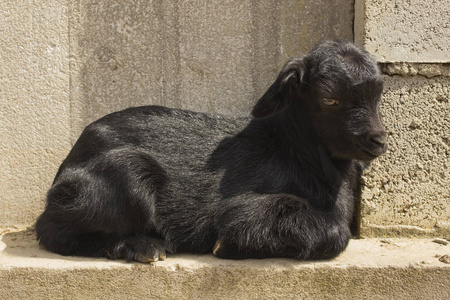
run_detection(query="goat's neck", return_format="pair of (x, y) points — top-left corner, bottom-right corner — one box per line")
(274, 106), (351, 187)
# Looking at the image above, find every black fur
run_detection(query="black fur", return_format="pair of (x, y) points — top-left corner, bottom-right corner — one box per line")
(36, 40), (387, 262)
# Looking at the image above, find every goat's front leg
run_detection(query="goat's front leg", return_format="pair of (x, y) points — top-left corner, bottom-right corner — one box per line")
(213, 193), (351, 260)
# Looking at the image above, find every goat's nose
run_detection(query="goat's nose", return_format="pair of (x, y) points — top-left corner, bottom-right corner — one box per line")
(370, 132), (387, 148)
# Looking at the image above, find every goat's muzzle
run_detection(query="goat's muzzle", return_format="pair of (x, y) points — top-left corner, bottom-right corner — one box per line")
(360, 130), (388, 159)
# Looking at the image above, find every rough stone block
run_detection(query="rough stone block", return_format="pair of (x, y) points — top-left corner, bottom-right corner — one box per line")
(361, 75), (449, 236)
(355, 0), (450, 62)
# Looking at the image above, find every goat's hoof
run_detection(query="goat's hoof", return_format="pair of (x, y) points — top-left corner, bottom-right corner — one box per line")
(213, 239), (231, 258)
(112, 235), (168, 263)
(136, 247), (166, 263)
(212, 239), (246, 259)
(136, 240), (167, 263)
(212, 240), (221, 255)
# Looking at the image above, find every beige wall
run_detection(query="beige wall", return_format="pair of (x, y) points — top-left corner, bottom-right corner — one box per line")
(1, 0), (354, 226)
(69, 0), (354, 139)
(355, 0), (450, 62)
(0, 0), (72, 226)
(354, 0), (449, 236)
(362, 75), (449, 236)
(1, 1), (448, 236)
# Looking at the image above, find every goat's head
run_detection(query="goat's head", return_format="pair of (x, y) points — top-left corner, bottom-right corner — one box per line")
(252, 40), (388, 161)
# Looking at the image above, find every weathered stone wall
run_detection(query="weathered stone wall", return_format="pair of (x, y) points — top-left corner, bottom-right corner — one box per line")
(0, 0), (71, 226)
(1, 1), (448, 236)
(355, 0), (449, 236)
(362, 74), (449, 236)
(1, 0), (354, 226)
(355, 0), (449, 62)
(69, 0), (354, 140)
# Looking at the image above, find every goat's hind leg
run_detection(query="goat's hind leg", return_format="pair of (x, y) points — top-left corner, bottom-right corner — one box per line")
(36, 149), (171, 262)
(36, 213), (169, 262)
(36, 178), (170, 262)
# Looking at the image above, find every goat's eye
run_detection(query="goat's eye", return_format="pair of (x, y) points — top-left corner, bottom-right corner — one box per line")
(322, 98), (339, 106)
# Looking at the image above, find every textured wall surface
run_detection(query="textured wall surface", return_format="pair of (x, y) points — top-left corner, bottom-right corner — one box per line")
(361, 74), (449, 236)
(0, 0), (72, 226)
(354, 0), (450, 236)
(355, 0), (450, 62)
(69, 0), (354, 139)
(0, 1), (448, 237)
(1, 0), (354, 226)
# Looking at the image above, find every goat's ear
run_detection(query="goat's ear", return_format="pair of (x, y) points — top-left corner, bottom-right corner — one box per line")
(251, 57), (306, 118)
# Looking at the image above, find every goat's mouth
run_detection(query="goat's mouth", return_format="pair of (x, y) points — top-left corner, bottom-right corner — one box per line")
(362, 149), (381, 159)
(359, 145), (387, 160)
(325, 135), (388, 161)
(329, 145), (386, 161)
(349, 132), (388, 160)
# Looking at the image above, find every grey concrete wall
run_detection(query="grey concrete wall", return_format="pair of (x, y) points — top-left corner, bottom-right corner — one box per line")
(354, 0), (449, 236)
(0, 0), (72, 226)
(1, 1), (448, 237)
(69, 0), (354, 139)
(1, 0), (354, 226)
(355, 0), (450, 62)
(361, 74), (449, 236)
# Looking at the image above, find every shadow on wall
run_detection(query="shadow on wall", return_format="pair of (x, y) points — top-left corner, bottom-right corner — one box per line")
(70, 0), (354, 139)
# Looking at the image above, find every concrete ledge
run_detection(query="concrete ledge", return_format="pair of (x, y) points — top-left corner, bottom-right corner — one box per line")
(1, 228), (449, 299)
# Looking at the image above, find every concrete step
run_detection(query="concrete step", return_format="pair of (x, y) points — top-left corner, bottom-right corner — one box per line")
(1, 227), (449, 299)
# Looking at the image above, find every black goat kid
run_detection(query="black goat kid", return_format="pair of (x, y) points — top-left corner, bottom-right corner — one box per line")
(36, 40), (387, 262)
